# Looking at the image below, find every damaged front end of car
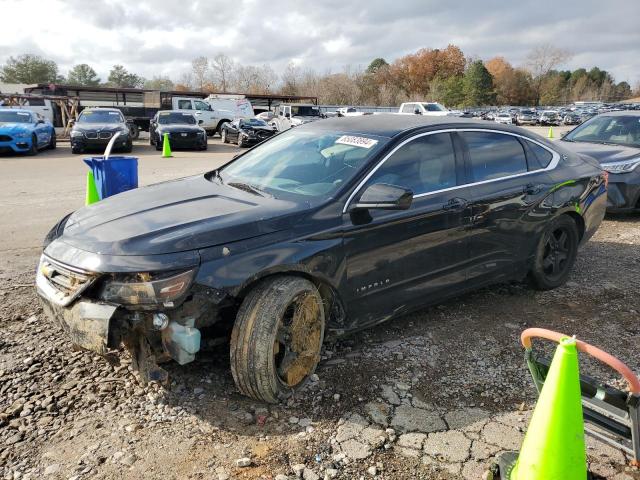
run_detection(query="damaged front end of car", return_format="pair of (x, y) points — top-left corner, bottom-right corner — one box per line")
(36, 249), (232, 384)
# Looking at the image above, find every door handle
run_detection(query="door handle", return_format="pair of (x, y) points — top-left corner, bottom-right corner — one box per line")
(523, 183), (544, 195)
(443, 197), (468, 211)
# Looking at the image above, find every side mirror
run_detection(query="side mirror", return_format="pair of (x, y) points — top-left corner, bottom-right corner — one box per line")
(198, 119), (204, 125)
(414, 108), (422, 115)
(285, 113), (290, 118)
(352, 183), (413, 211)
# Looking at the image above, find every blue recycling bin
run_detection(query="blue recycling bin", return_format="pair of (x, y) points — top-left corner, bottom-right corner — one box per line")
(83, 156), (138, 200)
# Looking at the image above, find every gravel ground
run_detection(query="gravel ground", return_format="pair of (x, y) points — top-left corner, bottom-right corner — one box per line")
(1, 130), (640, 480)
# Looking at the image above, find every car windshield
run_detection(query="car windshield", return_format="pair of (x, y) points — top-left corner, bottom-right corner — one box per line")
(78, 110), (124, 124)
(564, 115), (640, 148)
(291, 106), (320, 117)
(240, 118), (268, 127)
(220, 128), (388, 200)
(158, 112), (196, 125)
(0, 110), (32, 123)
(423, 103), (445, 112)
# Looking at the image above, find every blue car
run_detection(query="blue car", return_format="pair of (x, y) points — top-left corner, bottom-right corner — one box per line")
(0, 108), (56, 155)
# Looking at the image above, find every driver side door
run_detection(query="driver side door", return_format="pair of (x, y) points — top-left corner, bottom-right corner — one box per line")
(342, 132), (473, 329)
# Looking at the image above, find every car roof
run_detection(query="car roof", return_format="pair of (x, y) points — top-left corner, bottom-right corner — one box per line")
(596, 110), (640, 117)
(303, 113), (534, 139)
(0, 108), (32, 114)
(81, 107), (121, 113)
(159, 110), (195, 115)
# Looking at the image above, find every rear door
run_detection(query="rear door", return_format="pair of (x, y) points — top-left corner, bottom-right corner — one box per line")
(343, 132), (473, 328)
(457, 130), (555, 284)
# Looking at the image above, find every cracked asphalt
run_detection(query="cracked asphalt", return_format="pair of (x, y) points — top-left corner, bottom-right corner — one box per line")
(1, 132), (640, 479)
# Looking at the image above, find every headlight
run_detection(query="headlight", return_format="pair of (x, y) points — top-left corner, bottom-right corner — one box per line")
(14, 131), (30, 138)
(99, 269), (195, 307)
(71, 130), (84, 138)
(601, 158), (640, 174)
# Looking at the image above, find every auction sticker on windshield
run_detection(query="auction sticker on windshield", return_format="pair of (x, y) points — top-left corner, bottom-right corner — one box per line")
(336, 135), (379, 149)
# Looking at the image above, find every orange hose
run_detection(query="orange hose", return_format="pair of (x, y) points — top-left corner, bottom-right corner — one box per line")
(521, 328), (640, 394)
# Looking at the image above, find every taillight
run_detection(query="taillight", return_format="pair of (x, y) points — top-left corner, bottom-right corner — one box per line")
(602, 171), (609, 188)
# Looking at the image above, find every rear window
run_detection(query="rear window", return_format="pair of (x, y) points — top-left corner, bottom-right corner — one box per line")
(460, 132), (527, 182)
(526, 141), (554, 169)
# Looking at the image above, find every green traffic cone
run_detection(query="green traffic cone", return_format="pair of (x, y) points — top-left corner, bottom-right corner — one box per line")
(547, 126), (554, 139)
(85, 171), (100, 205)
(509, 337), (586, 479)
(162, 132), (172, 158)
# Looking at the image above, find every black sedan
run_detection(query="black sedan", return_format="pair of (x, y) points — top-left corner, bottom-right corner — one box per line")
(70, 108), (132, 154)
(221, 118), (276, 147)
(561, 111), (640, 212)
(37, 115), (606, 403)
(150, 111), (207, 151)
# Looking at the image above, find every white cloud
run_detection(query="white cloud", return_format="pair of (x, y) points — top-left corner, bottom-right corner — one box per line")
(0, 0), (638, 85)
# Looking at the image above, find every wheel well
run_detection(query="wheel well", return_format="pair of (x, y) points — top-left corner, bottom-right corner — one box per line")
(236, 272), (345, 327)
(216, 119), (231, 131)
(563, 211), (585, 240)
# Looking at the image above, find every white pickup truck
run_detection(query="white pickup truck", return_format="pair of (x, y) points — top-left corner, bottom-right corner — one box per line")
(0, 98), (56, 124)
(169, 95), (254, 136)
(398, 102), (450, 116)
(270, 103), (322, 131)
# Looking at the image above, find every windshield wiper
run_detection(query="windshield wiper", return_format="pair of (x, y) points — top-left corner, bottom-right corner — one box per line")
(228, 182), (266, 197)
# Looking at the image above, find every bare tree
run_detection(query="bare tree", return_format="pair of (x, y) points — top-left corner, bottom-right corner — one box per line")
(233, 64), (277, 94)
(211, 53), (234, 92)
(191, 56), (209, 92)
(280, 62), (301, 95)
(525, 44), (571, 105)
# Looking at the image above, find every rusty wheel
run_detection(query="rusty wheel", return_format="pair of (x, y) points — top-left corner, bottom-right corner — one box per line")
(230, 276), (325, 403)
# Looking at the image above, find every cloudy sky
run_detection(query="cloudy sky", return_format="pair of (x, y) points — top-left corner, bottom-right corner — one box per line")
(1, 0), (639, 85)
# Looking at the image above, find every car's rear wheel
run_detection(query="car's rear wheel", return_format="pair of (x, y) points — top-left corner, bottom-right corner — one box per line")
(230, 276), (325, 403)
(529, 215), (579, 290)
(48, 132), (56, 150)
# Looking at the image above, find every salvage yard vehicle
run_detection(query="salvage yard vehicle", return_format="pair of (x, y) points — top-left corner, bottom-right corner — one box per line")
(221, 117), (276, 147)
(398, 102), (450, 116)
(149, 111), (208, 151)
(36, 115), (607, 403)
(70, 108), (132, 154)
(270, 103), (322, 131)
(515, 109), (538, 126)
(561, 111), (640, 212)
(539, 110), (561, 126)
(0, 108), (56, 154)
(494, 111), (514, 125)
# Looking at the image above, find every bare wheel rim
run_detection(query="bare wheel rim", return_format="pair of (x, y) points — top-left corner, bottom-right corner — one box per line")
(542, 226), (571, 280)
(221, 130), (226, 142)
(273, 292), (322, 387)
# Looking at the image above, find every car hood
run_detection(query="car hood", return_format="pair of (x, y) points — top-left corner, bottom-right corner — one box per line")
(157, 124), (203, 132)
(74, 123), (124, 131)
(58, 174), (304, 256)
(242, 125), (275, 133)
(560, 140), (640, 164)
(0, 123), (32, 133)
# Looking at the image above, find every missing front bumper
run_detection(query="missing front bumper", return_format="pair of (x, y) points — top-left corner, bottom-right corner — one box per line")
(40, 297), (116, 354)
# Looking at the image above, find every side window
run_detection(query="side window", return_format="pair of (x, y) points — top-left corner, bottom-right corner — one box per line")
(525, 140), (553, 169)
(364, 133), (457, 196)
(178, 100), (192, 110)
(402, 103), (416, 114)
(460, 132), (527, 182)
(194, 100), (209, 111)
(27, 98), (45, 106)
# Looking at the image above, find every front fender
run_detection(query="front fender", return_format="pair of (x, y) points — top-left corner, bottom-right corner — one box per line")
(195, 236), (345, 298)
